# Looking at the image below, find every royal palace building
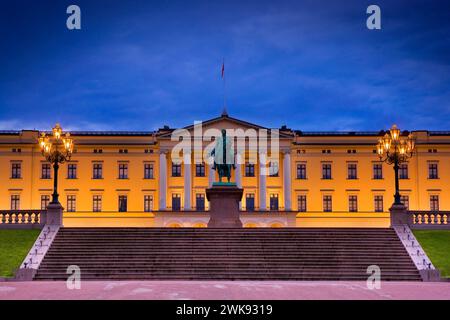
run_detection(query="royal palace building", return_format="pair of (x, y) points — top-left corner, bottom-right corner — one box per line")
(1, 113), (449, 228)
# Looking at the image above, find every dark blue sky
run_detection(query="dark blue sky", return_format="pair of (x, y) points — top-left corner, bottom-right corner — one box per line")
(1, 0), (449, 131)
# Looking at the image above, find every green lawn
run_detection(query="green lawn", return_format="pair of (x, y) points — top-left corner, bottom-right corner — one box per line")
(413, 230), (450, 278)
(0, 230), (40, 278)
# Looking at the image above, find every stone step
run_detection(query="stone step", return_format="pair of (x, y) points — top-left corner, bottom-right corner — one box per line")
(35, 268), (421, 275)
(34, 273), (421, 281)
(55, 234), (400, 237)
(45, 246), (406, 250)
(35, 227), (421, 281)
(45, 254), (406, 258)
(48, 245), (404, 250)
(49, 239), (403, 243)
(51, 238), (401, 240)
(51, 237), (401, 240)
(43, 249), (409, 254)
(40, 256), (414, 262)
(41, 259), (411, 267)
(36, 271), (420, 277)
(37, 264), (417, 273)
(55, 235), (400, 239)
(58, 228), (395, 231)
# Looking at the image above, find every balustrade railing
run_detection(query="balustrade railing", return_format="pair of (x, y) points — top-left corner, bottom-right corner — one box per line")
(408, 211), (450, 229)
(0, 210), (46, 229)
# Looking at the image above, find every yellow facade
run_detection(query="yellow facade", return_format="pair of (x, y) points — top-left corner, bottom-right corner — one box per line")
(1, 115), (449, 228)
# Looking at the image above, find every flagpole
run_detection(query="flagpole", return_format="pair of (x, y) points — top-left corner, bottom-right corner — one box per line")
(222, 58), (227, 116)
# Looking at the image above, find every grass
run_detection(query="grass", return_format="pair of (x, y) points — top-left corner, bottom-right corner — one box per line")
(0, 230), (40, 278)
(413, 230), (450, 278)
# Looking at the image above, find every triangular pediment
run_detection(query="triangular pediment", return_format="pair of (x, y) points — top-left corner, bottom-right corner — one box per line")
(185, 115), (266, 131)
(158, 114), (293, 139)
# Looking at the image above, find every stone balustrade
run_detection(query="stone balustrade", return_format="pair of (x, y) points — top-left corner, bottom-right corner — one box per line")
(0, 210), (46, 229)
(408, 211), (450, 229)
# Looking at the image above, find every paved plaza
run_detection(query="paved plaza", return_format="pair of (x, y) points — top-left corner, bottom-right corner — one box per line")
(0, 281), (449, 300)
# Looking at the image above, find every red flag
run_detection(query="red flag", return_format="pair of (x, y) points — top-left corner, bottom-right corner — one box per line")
(221, 62), (224, 78)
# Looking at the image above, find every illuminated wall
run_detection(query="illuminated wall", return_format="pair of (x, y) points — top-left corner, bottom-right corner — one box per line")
(0, 116), (449, 227)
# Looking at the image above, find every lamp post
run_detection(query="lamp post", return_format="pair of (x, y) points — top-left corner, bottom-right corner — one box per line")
(376, 124), (415, 206)
(39, 123), (74, 205)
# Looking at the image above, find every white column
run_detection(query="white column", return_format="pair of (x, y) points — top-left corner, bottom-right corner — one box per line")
(235, 153), (242, 188)
(184, 153), (191, 210)
(208, 156), (214, 188)
(259, 153), (267, 210)
(283, 151), (292, 211)
(235, 153), (243, 209)
(158, 151), (167, 210)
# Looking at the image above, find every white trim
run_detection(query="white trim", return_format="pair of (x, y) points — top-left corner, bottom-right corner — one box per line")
(394, 225), (435, 271)
(20, 225), (60, 270)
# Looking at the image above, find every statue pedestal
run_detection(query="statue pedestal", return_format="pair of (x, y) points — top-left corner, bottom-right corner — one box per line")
(206, 184), (243, 228)
(46, 202), (64, 226)
(389, 203), (411, 227)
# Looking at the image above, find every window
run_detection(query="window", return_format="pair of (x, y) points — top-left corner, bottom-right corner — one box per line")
(196, 194), (205, 211)
(348, 195), (358, 212)
(41, 195), (50, 210)
(400, 195), (409, 210)
(347, 163), (357, 180)
(67, 195), (76, 212)
(11, 162), (21, 179)
(10, 195), (20, 210)
(374, 195), (384, 212)
(172, 163), (181, 177)
(269, 162), (279, 177)
(297, 195), (307, 212)
(67, 164), (77, 179)
(246, 194), (255, 211)
(144, 163), (154, 179)
(270, 194), (279, 210)
(144, 195), (153, 212)
(323, 195), (332, 212)
(399, 164), (408, 179)
(245, 163), (255, 177)
(93, 195), (102, 212)
(195, 163), (205, 177)
(93, 163), (103, 179)
(172, 194), (181, 211)
(118, 163), (128, 179)
(41, 163), (51, 179)
(118, 195), (128, 212)
(430, 195), (439, 211)
(322, 164), (332, 179)
(373, 164), (383, 179)
(428, 163), (438, 179)
(296, 163), (306, 179)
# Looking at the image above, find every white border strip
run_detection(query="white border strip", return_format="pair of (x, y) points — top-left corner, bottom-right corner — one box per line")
(20, 225), (60, 270)
(394, 225), (435, 270)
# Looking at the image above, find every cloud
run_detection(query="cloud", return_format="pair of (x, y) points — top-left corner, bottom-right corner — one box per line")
(0, 0), (449, 131)
(0, 120), (22, 130)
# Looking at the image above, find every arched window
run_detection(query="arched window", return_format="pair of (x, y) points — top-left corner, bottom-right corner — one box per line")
(167, 222), (182, 228)
(244, 222), (258, 228)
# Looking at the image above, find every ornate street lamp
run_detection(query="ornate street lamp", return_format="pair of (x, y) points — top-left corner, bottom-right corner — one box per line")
(377, 124), (415, 206)
(39, 123), (74, 205)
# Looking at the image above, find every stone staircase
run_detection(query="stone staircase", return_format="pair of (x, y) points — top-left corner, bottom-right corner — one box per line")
(34, 228), (422, 281)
